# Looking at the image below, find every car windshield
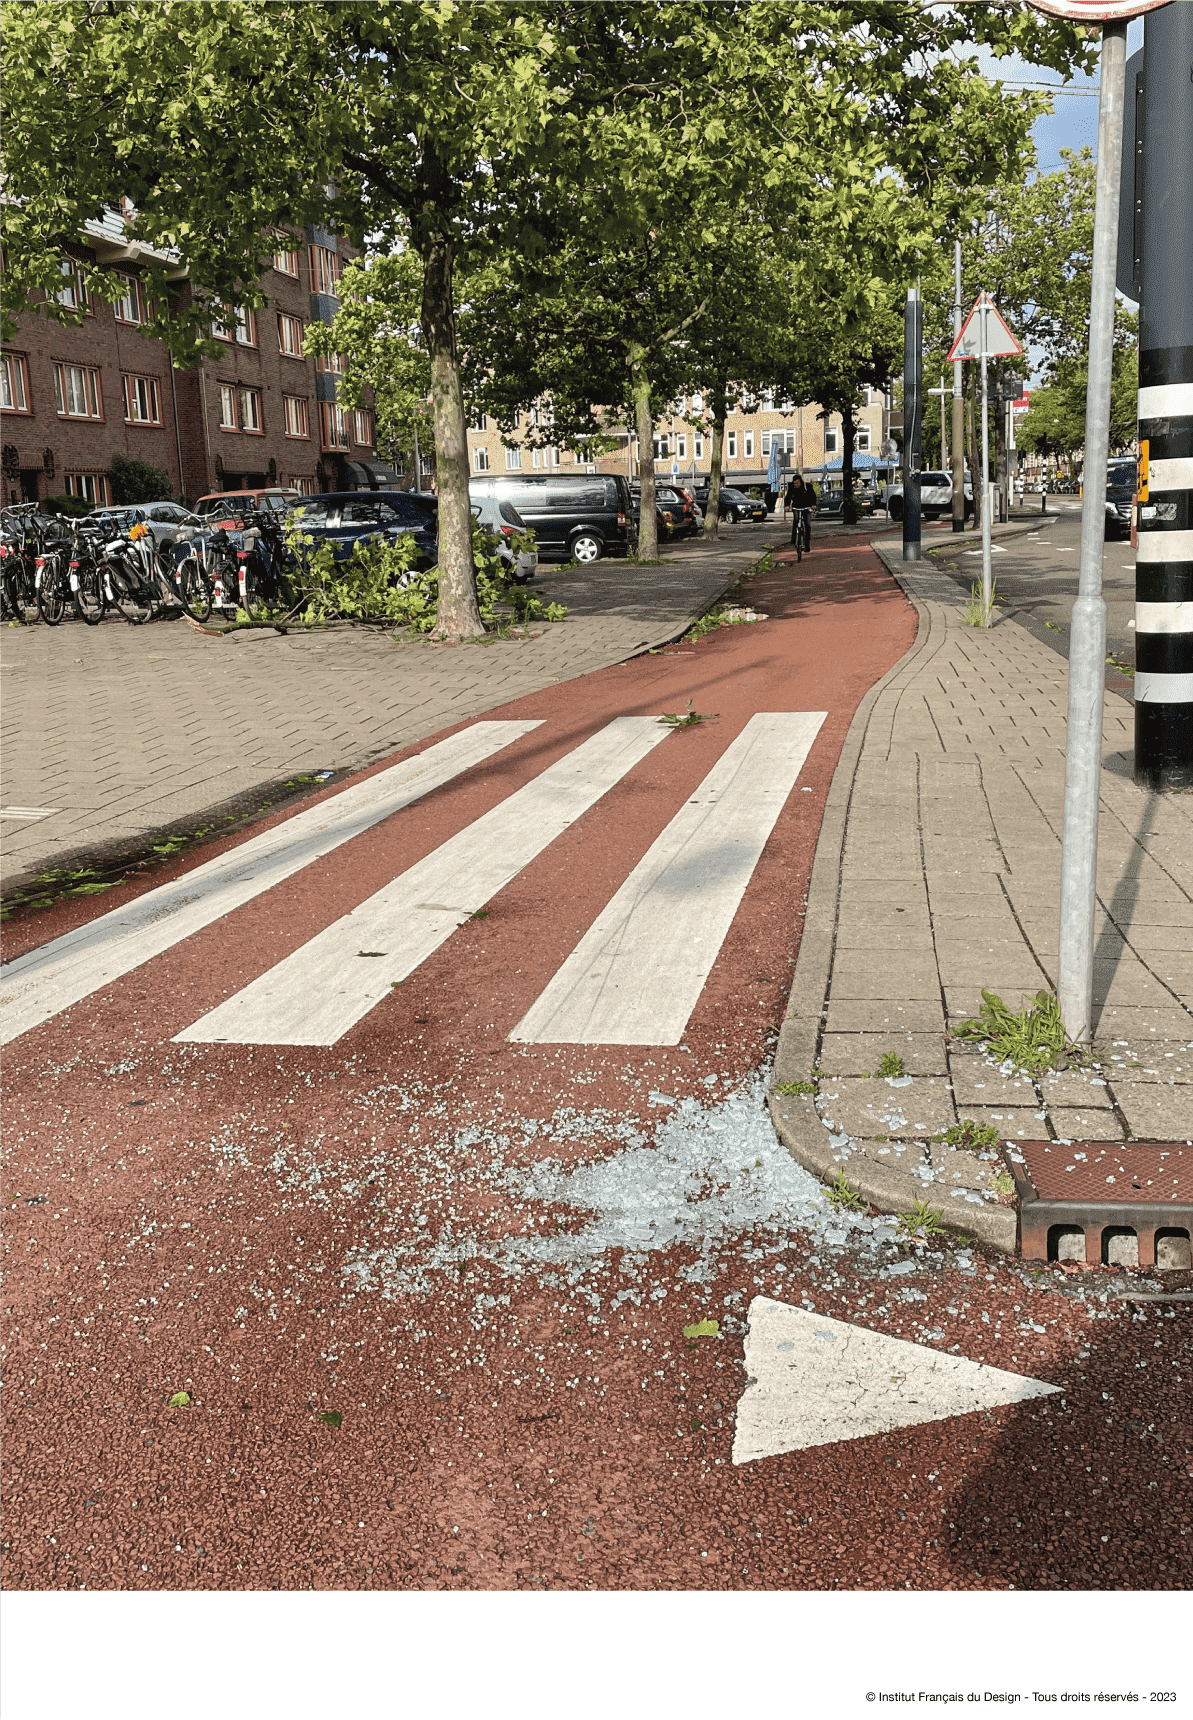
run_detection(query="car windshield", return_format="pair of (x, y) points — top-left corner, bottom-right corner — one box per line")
(1107, 462), (1135, 488)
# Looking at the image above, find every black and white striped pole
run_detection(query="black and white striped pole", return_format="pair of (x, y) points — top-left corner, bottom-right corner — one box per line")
(1134, 0), (1193, 791)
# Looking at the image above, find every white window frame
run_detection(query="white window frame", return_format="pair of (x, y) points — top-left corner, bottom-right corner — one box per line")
(57, 260), (90, 312)
(1, 353), (30, 413)
(282, 394), (310, 439)
(727, 431), (737, 459)
(694, 434), (704, 459)
(54, 363), (103, 420)
(277, 313), (305, 358)
(238, 387), (264, 434)
(354, 410), (374, 447)
(473, 446), (490, 472)
(218, 384), (238, 430)
(114, 274), (142, 325)
(676, 434), (687, 459)
(122, 373), (161, 425)
(856, 426), (872, 453)
(65, 472), (111, 506)
(744, 430), (754, 459)
(504, 445), (522, 470)
(320, 401), (349, 450)
(824, 428), (839, 455)
(274, 248), (301, 278)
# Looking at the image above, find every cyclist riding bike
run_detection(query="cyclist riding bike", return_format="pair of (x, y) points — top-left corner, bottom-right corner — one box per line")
(784, 471), (818, 562)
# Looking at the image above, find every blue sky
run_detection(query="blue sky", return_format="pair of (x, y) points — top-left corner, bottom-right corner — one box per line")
(980, 16), (1144, 171)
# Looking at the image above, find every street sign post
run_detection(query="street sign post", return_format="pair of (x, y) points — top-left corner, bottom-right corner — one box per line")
(951, 242), (965, 534)
(948, 292), (1023, 624)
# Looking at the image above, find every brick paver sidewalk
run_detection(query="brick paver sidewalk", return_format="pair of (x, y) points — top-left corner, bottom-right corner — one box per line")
(1, 525), (813, 892)
(771, 542), (1193, 1251)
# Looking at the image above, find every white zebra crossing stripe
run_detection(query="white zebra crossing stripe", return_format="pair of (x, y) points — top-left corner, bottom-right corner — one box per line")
(174, 716), (672, 1047)
(732, 1298), (1059, 1464)
(510, 711), (826, 1046)
(0, 721), (541, 1045)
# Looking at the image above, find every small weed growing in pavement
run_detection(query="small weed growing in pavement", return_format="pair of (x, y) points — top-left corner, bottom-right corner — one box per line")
(897, 1198), (947, 1239)
(683, 1319), (720, 1341)
(773, 1078), (817, 1095)
(318, 1410), (342, 1429)
(826, 1169), (866, 1212)
(963, 580), (997, 627)
(690, 1417), (702, 1432)
(989, 1169), (1016, 1202)
(1106, 652), (1134, 678)
(954, 988), (1072, 1074)
(935, 1120), (1001, 1152)
(876, 1052), (906, 1078)
(659, 700), (716, 728)
(167, 1391), (191, 1409)
(1043, 620), (1062, 632)
(470, 910), (490, 920)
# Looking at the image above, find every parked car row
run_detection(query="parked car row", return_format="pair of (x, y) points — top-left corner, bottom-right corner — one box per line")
(881, 471), (974, 523)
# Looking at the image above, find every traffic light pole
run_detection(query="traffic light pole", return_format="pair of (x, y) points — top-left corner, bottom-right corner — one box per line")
(1057, 19), (1127, 1045)
(951, 241), (965, 533)
(902, 286), (922, 561)
(1135, 0), (1193, 791)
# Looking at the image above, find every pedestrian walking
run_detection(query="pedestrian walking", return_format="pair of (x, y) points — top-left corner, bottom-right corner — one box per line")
(784, 471), (817, 561)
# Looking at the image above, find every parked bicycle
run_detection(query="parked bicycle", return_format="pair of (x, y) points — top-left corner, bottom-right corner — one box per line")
(1, 505), (57, 622)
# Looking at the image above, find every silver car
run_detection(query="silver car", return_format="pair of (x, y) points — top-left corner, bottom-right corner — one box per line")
(88, 500), (202, 548)
(469, 491), (538, 583)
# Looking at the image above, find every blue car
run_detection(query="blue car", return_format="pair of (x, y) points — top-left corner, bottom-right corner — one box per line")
(288, 490), (438, 567)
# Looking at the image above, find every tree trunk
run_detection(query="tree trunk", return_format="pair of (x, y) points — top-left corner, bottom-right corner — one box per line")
(842, 406), (858, 526)
(420, 229), (482, 637)
(630, 346), (658, 561)
(703, 376), (729, 541)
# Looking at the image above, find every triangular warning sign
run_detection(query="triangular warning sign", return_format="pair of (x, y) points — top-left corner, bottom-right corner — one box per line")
(732, 1298), (1058, 1464)
(947, 291), (1023, 362)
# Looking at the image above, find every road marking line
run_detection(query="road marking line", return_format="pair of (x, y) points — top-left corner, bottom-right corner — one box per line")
(510, 711), (825, 1046)
(732, 1297), (1059, 1463)
(174, 716), (672, 1047)
(0, 807), (61, 820)
(0, 721), (541, 1045)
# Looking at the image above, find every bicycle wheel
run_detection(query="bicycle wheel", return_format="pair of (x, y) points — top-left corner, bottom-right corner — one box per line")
(73, 558), (108, 625)
(177, 556), (213, 622)
(108, 562), (153, 625)
(37, 558), (68, 626)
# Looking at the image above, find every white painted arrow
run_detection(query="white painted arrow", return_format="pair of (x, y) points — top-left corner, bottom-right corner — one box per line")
(732, 1297), (1059, 1465)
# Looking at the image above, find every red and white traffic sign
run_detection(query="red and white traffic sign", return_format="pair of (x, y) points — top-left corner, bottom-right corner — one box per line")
(946, 292), (1024, 363)
(1012, 387), (1032, 414)
(1029, 0), (1169, 19)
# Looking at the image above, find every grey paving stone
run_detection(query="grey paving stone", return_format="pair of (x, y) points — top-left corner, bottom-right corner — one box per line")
(816, 1033), (948, 1078)
(1040, 1069), (1115, 1110)
(947, 1106), (1045, 1140)
(1048, 1107), (1127, 1141)
(1112, 1085), (1193, 1139)
(829, 953), (940, 999)
(824, 1000), (946, 1035)
(814, 1075), (956, 1139)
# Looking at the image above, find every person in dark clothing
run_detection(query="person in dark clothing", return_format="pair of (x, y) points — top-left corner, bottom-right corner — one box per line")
(784, 472), (817, 558)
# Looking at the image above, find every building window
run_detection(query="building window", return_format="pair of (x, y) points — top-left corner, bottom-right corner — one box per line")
(690, 391), (703, 412)
(694, 435), (704, 459)
(319, 401), (349, 450)
(283, 395), (311, 439)
(122, 373), (161, 425)
(286, 474), (316, 495)
(218, 384), (238, 430)
(1, 353), (31, 413)
(727, 431), (737, 459)
(531, 446), (541, 469)
(65, 472), (111, 506)
(57, 260), (90, 313)
(470, 411), (488, 431)
(277, 313), (305, 358)
(652, 434), (669, 460)
(114, 274), (143, 324)
(676, 435), (687, 459)
(233, 307), (257, 347)
(54, 363), (103, 420)
(238, 387), (263, 434)
(274, 247), (301, 278)
(504, 445), (522, 470)
(861, 386), (872, 407)
(824, 428), (839, 455)
(744, 431), (754, 459)
(314, 351), (345, 376)
(856, 426), (872, 452)
(353, 409), (374, 447)
(473, 446), (490, 472)
(310, 245), (342, 297)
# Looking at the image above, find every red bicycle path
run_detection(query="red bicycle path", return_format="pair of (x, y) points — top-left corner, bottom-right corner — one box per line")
(2, 539), (1190, 1598)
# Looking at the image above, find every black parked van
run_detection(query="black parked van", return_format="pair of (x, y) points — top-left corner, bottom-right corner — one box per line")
(469, 473), (632, 563)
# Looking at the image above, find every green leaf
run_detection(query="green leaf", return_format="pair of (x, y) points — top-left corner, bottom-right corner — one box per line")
(682, 1318), (720, 1340)
(318, 1409), (342, 1429)
(168, 1391), (191, 1408)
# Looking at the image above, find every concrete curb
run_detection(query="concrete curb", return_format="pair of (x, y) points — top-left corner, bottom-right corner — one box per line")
(767, 545), (1019, 1253)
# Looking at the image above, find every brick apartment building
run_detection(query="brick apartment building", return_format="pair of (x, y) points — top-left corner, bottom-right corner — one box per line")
(465, 389), (890, 489)
(1, 211), (384, 508)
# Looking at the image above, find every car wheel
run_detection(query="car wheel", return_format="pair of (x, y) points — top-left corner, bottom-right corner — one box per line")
(571, 532), (602, 564)
(887, 499), (903, 522)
